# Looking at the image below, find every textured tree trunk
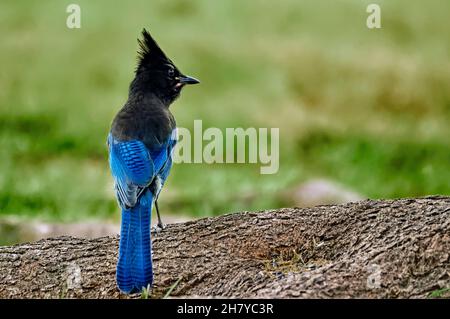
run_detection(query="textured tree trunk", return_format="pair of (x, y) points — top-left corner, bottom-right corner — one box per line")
(0, 196), (449, 299)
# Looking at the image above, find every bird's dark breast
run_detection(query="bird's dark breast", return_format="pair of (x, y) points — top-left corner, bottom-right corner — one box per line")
(111, 102), (176, 152)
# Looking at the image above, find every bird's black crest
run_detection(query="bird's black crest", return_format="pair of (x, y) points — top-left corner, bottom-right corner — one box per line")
(136, 29), (171, 72)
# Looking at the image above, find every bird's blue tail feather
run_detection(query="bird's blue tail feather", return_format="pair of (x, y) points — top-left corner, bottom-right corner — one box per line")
(116, 190), (153, 294)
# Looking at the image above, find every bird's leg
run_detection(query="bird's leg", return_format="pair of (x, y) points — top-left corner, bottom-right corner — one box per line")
(154, 199), (166, 231)
(155, 200), (163, 228)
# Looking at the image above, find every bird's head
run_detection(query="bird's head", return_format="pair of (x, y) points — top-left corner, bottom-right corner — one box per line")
(131, 28), (199, 105)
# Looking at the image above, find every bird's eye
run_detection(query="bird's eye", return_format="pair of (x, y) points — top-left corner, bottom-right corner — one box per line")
(168, 68), (175, 77)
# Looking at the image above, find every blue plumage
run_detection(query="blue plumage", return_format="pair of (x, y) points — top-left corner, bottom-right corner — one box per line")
(108, 133), (176, 293)
(108, 29), (198, 294)
(116, 190), (153, 293)
(109, 137), (155, 208)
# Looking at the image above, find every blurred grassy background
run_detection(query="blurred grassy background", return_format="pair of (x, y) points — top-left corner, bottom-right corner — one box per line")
(0, 0), (449, 224)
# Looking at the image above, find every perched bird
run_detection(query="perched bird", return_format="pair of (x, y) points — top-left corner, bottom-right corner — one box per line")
(107, 29), (199, 294)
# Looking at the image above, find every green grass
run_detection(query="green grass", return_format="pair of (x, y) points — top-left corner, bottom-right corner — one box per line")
(163, 277), (183, 299)
(140, 285), (151, 299)
(0, 0), (449, 223)
(428, 288), (450, 299)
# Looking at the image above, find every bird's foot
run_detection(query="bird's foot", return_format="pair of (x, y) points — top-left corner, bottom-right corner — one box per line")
(152, 223), (166, 233)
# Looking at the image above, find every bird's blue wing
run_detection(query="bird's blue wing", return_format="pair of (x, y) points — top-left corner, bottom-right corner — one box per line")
(108, 135), (155, 208)
(159, 131), (177, 181)
(151, 128), (177, 187)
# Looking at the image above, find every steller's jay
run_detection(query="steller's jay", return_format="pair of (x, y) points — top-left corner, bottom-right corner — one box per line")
(107, 29), (199, 294)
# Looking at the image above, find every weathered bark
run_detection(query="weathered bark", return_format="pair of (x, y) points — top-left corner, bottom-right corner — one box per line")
(0, 196), (449, 299)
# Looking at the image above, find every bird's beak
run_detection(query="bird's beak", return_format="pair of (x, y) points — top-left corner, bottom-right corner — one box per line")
(179, 75), (200, 85)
